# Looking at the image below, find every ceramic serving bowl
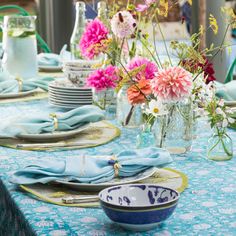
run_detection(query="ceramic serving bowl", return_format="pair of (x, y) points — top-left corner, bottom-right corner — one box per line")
(99, 184), (179, 231)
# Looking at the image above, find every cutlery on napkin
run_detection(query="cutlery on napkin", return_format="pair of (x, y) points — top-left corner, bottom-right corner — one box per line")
(0, 105), (104, 138)
(0, 71), (55, 94)
(10, 147), (173, 185)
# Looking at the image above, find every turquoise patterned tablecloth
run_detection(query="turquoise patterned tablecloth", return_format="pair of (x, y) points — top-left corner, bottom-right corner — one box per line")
(0, 99), (236, 236)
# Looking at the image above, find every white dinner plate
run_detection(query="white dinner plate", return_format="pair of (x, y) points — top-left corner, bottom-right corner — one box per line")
(0, 89), (40, 99)
(49, 88), (93, 95)
(55, 167), (157, 191)
(17, 123), (90, 142)
(49, 96), (92, 103)
(49, 95), (93, 103)
(38, 65), (62, 72)
(49, 101), (89, 109)
(48, 92), (93, 100)
(49, 93), (92, 101)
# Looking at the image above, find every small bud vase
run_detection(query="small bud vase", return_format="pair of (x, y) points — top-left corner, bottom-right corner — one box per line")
(136, 123), (156, 148)
(207, 127), (233, 161)
(93, 88), (116, 120)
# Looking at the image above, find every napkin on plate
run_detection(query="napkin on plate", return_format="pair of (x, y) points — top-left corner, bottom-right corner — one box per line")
(37, 44), (70, 66)
(0, 71), (54, 94)
(37, 53), (61, 67)
(0, 105), (104, 138)
(10, 147), (173, 185)
(215, 80), (236, 101)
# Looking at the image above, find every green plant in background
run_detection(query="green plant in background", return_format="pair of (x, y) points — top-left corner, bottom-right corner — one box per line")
(0, 5), (51, 52)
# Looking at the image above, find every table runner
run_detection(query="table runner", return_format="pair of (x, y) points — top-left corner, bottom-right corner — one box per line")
(0, 99), (236, 236)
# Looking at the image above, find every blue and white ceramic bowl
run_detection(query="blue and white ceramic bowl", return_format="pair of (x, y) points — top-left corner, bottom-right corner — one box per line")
(99, 184), (179, 231)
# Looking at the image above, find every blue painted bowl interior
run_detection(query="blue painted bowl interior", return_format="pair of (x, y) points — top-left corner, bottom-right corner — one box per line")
(99, 184), (179, 208)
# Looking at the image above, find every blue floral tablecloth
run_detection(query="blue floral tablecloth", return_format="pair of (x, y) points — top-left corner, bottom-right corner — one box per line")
(0, 99), (236, 236)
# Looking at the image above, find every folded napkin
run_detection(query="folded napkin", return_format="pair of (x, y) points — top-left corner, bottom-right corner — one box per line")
(0, 105), (104, 138)
(10, 147), (173, 185)
(37, 53), (61, 67)
(0, 71), (54, 94)
(215, 80), (236, 101)
(37, 44), (70, 66)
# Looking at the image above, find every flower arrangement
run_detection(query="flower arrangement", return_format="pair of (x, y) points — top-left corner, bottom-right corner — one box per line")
(79, 1), (236, 154)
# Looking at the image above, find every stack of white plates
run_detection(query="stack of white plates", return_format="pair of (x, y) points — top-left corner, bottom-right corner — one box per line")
(48, 79), (93, 109)
(63, 59), (100, 86)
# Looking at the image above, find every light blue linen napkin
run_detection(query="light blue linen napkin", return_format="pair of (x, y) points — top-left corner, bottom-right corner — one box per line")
(0, 71), (54, 94)
(37, 53), (61, 66)
(10, 147), (173, 184)
(215, 80), (236, 101)
(0, 105), (104, 138)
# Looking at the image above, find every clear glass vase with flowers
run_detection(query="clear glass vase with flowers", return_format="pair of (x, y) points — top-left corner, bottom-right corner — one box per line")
(206, 99), (234, 161)
(150, 66), (194, 153)
(87, 65), (118, 119)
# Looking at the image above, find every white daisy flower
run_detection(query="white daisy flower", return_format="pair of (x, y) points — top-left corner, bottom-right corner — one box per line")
(218, 99), (224, 107)
(146, 99), (166, 117)
(111, 11), (136, 38)
(222, 119), (228, 128)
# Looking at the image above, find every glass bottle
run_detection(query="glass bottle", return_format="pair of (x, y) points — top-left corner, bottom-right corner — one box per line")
(70, 1), (86, 59)
(116, 84), (143, 128)
(207, 127), (233, 161)
(97, 1), (108, 21)
(1, 15), (37, 79)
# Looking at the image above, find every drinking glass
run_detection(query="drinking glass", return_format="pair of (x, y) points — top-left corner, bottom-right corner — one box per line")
(1, 15), (38, 79)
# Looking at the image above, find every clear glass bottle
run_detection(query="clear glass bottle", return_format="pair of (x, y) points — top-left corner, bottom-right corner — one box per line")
(153, 99), (194, 154)
(97, 1), (107, 21)
(70, 1), (86, 59)
(207, 127), (233, 161)
(116, 84), (143, 128)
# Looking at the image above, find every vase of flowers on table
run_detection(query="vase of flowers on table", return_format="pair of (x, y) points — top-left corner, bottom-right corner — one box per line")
(78, 1), (235, 157)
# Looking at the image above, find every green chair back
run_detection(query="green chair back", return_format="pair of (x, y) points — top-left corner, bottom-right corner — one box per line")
(0, 5), (51, 53)
(225, 58), (236, 84)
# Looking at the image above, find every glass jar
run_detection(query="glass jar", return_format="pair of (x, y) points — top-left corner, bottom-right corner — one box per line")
(136, 123), (156, 148)
(116, 84), (143, 128)
(207, 127), (233, 161)
(153, 99), (194, 154)
(93, 88), (116, 120)
(2, 15), (38, 79)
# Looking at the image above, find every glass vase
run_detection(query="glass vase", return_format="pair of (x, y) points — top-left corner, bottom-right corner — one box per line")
(153, 99), (194, 154)
(207, 127), (233, 161)
(93, 88), (116, 120)
(136, 123), (156, 148)
(116, 85), (143, 128)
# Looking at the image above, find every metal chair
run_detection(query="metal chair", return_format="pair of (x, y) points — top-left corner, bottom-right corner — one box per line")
(0, 4), (51, 53)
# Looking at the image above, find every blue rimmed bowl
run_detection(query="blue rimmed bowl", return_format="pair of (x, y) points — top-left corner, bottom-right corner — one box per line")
(99, 184), (179, 231)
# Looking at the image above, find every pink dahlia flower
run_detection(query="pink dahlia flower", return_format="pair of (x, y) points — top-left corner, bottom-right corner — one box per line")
(111, 11), (136, 38)
(136, 0), (156, 12)
(127, 57), (158, 81)
(86, 66), (118, 91)
(79, 19), (109, 59)
(151, 66), (193, 102)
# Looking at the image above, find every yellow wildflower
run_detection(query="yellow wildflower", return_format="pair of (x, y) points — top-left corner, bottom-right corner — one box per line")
(199, 25), (204, 35)
(221, 7), (236, 29)
(188, 0), (192, 5)
(209, 14), (218, 35)
(158, 0), (168, 17)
